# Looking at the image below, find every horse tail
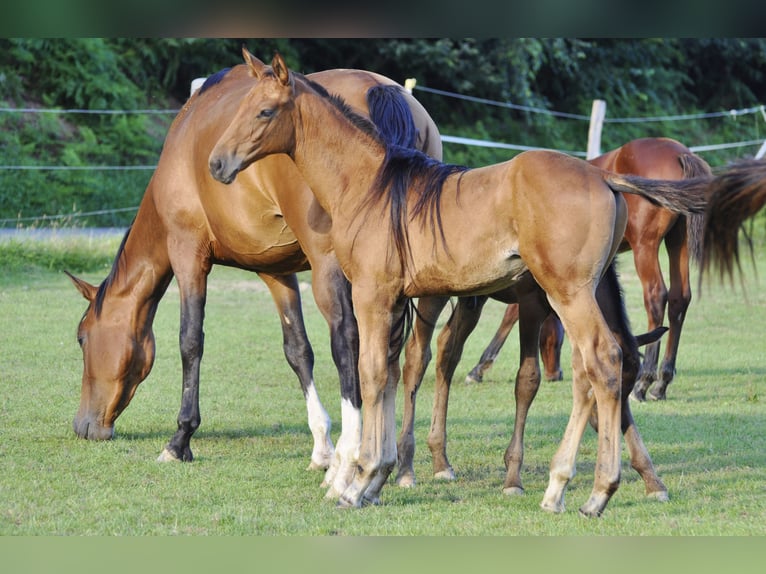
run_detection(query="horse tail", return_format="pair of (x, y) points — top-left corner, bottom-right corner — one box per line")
(594, 260), (642, 390)
(602, 172), (709, 216)
(679, 153), (713, 266)
(366, 84), (419, 149)
(701, 158), (766, 282)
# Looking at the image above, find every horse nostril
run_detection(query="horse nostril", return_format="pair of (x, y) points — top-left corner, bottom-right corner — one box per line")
(210, 157), (222, 177)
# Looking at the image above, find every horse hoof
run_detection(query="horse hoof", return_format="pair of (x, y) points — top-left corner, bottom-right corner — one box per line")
(434, 468), (456, 481)
(157, 448), (181, 462)
(540, 500), (565, 514)
(395, 473), (416, 488)
(361, 494), (382, 507)
(502, 486), (525, 497)
(465, 373), (482, 384)
(336, 495), (361, 509)
(647, 490), (670, 503)
(307, 460), (330, 471)
(545, 370), (563, 382)
(630, 389), (646, 402)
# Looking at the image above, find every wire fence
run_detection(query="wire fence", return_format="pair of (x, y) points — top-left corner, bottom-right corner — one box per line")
(2, 86), (766, 225)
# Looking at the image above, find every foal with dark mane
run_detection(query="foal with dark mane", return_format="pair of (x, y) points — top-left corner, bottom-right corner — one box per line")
(210, 53), (708, 516)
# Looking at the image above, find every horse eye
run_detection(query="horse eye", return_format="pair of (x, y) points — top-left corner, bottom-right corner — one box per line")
(258, 108), (275, 119)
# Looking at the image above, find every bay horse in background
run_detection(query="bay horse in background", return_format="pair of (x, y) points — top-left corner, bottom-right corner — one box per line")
(209, 53), (709, 516)
(464, 137), (712, 403)
(67, 60), (442, 495)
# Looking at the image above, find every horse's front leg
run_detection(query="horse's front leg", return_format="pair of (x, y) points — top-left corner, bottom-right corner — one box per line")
(259, 272), (333, 472)
(307, 262), (361, 499)
(364, 303), (409, 504)
(428, 295), (488, 480)
(502, 289), (548, 495)
(396, 295), (449, 487)
(157, 271), (207, 462)
(337, 287), (402, 508)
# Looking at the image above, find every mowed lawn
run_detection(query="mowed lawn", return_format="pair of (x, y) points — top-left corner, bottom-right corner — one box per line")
(0, 235), (764, 535)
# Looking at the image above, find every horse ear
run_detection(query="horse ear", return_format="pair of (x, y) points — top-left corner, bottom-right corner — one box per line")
(65, 270), (97, 302)
(241, 46), (267, 79)
(272, 53), (290, 86)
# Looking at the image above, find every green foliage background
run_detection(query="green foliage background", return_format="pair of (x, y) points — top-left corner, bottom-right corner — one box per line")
(1, 38), (765, 227)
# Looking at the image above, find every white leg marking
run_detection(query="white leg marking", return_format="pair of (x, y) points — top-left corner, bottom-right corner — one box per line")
(304, 382), (334, 470)
(323, 398), (361, 498)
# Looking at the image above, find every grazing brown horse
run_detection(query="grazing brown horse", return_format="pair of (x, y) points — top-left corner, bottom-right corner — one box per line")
(67, 61), (442, 496)
(209, 53), (707, 516)
(465, 137), (712, 403)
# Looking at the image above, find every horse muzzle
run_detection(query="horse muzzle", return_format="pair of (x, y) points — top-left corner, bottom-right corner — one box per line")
(73, 415), (115, 441)
(209, 155), (239, 185)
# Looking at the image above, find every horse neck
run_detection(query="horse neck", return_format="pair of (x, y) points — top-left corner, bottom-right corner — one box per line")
(292, 90), (385, 215)
(102, 184), (173, 334)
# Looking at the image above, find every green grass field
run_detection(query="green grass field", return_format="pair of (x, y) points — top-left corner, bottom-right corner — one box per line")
(0, 234), (764, 535)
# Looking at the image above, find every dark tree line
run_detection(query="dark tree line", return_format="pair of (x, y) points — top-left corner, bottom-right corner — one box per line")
(1, 38), (765, 225)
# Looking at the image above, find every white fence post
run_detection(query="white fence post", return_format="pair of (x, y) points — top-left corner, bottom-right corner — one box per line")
(190, 77), (207, 97)
(755, 140), (766, 160)
(587, 99), (606, 160)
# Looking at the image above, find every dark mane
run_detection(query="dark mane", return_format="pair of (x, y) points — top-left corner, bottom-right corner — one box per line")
(297, 71), (470, 270)
(93, 225), (133, 317)
(375, 147), (469, 267)
(198, 68), (231, 95)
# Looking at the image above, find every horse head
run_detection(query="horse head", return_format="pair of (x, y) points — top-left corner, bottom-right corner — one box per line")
(209, 49), (296, 184)
(67, 271), (156, 440)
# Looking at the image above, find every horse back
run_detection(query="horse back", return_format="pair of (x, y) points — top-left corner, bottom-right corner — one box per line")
(307, 69), (442, 161)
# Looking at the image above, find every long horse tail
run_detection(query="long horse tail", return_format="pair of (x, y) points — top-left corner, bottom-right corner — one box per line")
(701, 158), (766, 282)
(601, 171), (709, 216)
(679, 153), (714, 266)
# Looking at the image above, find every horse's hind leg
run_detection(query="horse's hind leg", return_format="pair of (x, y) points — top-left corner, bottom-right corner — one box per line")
(259, 272), (334, 471)
(540, 313), (565, 381)
(397, 295), (449, 487)
(465, 303), (518, 383)
(629, 242), (667, 401)
(427, 295), (488, 481)
(590, 266), (669, 502)
(502, 288), (548, 496)
(650, 220), (691, 400)
(543, 292), (623, 517)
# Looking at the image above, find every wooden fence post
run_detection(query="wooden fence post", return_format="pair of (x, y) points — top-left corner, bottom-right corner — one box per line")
(587, 99), (606, 160)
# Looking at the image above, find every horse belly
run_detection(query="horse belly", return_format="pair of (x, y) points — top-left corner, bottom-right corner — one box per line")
(404, 251), (529, 297)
